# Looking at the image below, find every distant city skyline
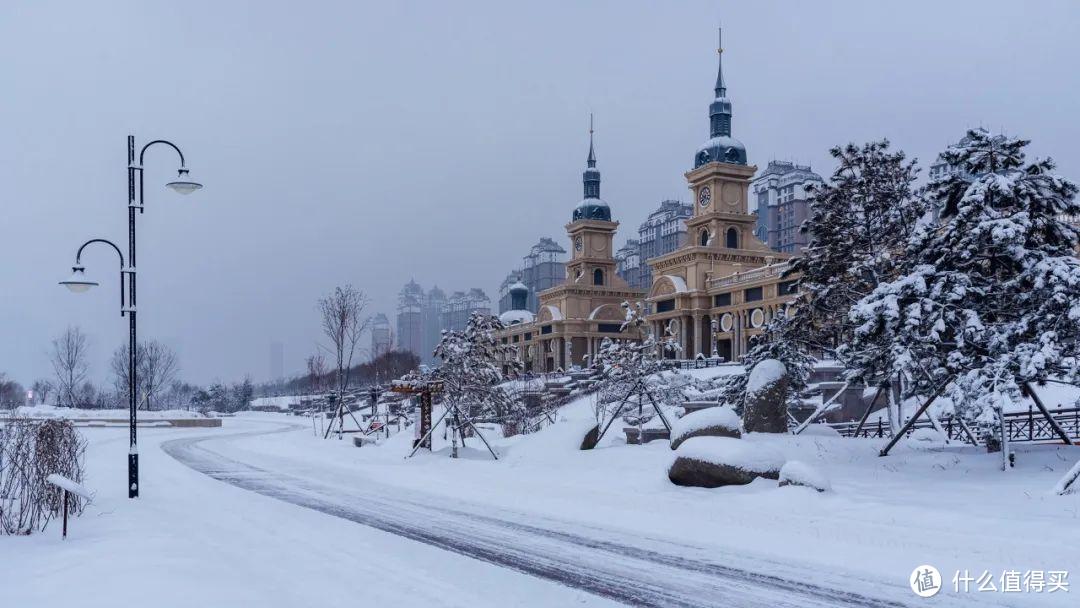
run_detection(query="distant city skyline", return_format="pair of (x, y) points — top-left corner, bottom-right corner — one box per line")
(3, 1), (1078, 384)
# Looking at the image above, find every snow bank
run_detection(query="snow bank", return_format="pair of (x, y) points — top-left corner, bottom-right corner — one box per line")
(670, 406), (741, 449)
(799, 424), (842, 438)
(909, 428), (946, 443)
(13, 405), (204, 419)
(779, 461), (831, 492)
(674, 436), (784, 474)
(745, 359), (786, 397)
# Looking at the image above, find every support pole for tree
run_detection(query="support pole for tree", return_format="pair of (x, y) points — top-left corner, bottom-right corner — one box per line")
(591, 390), (635, 447)
(643, 384), (672, 432)
(1024, 382), (1074, 445)
(409, 404), (453, 458)
(853, 382), (888, 437)
(956, 416), (980, 445)
(793, 381), (851, 435)
(879, 382), (949, 456)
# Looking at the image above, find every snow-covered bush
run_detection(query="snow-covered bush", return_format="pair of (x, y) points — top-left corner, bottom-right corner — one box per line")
(0, 417), (86, 535)
(779, 460), (831, 492)
(431, 312), (524, 423)
(592, 301), (681, 426)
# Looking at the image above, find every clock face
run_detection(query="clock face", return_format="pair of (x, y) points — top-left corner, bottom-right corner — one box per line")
(699, 186), (712, 208)
(574, 236), (583, 252)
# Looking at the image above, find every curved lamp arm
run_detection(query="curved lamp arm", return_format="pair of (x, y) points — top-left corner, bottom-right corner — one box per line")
(75, 238), (126, 267)
(73, 238), (130, 316)
(139, 139), (186, 167)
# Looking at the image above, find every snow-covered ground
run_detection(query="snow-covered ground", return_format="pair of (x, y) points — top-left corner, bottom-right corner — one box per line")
(200, 403), (1078, 607)
(5, 381), (1078, 606)
(12, 404), (207, 419)
(0, 420), (614, 608)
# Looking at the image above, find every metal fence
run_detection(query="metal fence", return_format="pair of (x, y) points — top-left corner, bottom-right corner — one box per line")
(827, 406), (1080, 443)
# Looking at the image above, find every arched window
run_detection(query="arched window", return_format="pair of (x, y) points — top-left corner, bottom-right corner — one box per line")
(699, 229), (710, 247)
(593, 269), (604, 286)
(726, 227), (739, 249)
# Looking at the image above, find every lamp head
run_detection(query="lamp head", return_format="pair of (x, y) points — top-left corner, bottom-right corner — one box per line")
(60, 265), (99, 293)
(166, 168), (203, 195)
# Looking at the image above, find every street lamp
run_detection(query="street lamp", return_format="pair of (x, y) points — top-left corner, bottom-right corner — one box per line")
(60, 136), (202, 499)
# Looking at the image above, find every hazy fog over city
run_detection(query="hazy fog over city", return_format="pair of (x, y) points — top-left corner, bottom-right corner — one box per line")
(3, 0), (1078, 384)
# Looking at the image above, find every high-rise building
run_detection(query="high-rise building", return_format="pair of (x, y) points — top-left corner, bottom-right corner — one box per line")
(370, 313), (392, 359)
(615, 238), (643, 289)
(395, 279), (424, 357)
(616, 200), (693, 290)
(497, 237), (566, 313)
(751, 161), (823, 254)
(441, 288), (491, 332)
(421, 286), (446, 364)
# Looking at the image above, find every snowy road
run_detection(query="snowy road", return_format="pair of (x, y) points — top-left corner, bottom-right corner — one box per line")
(161, 420), (933, 608)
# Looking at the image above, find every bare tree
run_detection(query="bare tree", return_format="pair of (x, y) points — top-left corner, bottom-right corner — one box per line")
(110, 340), (180, 410)
(50, 326), (89, 408)
(317, 285), (370, 397)
(317, 285), (370, 439)
(30, 379), (54, 406)
(306, 352), (327, 395)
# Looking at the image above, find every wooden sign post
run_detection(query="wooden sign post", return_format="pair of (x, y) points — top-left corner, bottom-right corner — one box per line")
(390, 380), (444, 452)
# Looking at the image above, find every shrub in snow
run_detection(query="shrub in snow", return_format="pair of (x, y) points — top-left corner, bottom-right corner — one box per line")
(668, 437), (784, 488)
(778, 460), (831, 492)
(669, 406), (741, 450)
(0, 417), (86, 535)
(799, 424), (841, 438)
(742, 359), (789, 433)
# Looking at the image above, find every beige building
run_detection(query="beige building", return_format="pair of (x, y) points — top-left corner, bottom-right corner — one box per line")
(644, 28), (797, 362)
(496, 126), (645, 372)
(497, 30), (799, 370)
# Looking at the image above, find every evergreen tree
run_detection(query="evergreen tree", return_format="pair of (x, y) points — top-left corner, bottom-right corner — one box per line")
(719, 140), (925, 411)
(433, 312), (522, 420)
(848, 129), (1080, 437)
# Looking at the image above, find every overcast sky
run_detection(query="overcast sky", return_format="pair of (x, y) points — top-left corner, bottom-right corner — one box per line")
(2, 0), (1079, 387)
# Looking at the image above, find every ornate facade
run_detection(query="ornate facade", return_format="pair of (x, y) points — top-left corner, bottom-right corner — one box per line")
(644, 29), (798, 361)
(497, 123), (645, 372)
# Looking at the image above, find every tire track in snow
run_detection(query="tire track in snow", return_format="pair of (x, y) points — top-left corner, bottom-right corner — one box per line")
(162, 423), (931, 608)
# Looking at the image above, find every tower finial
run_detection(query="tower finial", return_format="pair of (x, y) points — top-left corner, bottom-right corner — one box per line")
(586, 113), (596, 168)
(714, 27), (725, 98)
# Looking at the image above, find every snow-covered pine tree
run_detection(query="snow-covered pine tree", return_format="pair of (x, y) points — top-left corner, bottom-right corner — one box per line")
(432, 312), (523, 421)
(719, 141), (925, 415)
(592, 302), (680, 425)
(848, 129), (1080, 447)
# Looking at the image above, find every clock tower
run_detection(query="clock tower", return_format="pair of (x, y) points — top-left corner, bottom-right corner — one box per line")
(565, 118), (621, 288)
(684, 27), (766, 254)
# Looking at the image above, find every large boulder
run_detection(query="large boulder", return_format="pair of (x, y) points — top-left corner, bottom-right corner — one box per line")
(668, 437), (784, 488)
(778, 460), (831, 492)
(742, 359), (789, 433)
(670, 406), (741, 450)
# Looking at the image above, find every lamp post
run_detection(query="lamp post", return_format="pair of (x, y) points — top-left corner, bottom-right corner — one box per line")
(61, 136), (202, 498)
(710, 318), (719, 359)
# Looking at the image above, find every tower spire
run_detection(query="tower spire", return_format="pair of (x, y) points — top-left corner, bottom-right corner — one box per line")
(587, 113), (596, 168)
(714, 27), (725, 98)
(708, 26), (732, 139)
(582, 114), (600, 200)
